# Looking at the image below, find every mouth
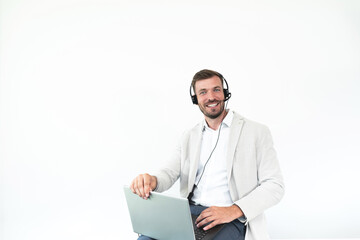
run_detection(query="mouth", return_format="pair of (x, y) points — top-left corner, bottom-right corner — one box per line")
(206, 102), (219, 108)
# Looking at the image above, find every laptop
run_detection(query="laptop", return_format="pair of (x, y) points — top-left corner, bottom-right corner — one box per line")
(123, 186), (224, 240)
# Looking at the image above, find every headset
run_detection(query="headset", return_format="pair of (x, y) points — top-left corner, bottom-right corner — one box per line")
(189, 73), (232, 105)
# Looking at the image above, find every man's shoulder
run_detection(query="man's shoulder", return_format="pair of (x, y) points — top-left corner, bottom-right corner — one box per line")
(184, 121), (203, 135)
(232, 111), (270, 132)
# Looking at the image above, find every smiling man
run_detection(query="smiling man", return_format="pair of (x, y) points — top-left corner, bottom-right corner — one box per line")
(130, 69), (284, 240)
(195, 76), (226, 120)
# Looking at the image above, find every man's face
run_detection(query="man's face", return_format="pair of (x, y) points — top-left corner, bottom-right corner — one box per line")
(194, 76), (225, 119)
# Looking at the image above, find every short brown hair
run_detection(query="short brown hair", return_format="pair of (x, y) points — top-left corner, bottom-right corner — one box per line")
(191, 69), (224, 92)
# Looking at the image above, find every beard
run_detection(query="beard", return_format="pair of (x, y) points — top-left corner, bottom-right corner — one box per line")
(198, 100), (225, 119)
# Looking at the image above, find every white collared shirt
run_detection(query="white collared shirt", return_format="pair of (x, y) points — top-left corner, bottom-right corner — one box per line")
(192, 110), (234, 207)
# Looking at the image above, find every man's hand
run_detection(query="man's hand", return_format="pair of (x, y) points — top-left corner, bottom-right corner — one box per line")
(195, 205), (244, 231)
(130, 173), (157, 200)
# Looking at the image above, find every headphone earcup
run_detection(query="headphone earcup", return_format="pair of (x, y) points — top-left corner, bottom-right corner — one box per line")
(191, 95), (198, 105)
(223, 89), (229, 101)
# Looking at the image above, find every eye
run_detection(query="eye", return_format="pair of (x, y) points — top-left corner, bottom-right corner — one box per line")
(199, 90), (206, 95)
(214, 88), (221, 92)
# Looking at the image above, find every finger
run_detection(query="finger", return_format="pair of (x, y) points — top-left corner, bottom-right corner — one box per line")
(131, 178), (142, 197)
(132, 177), (142, 198)
(195, 215), (204, 224)
(195, 208), (212, 224)
(203, 220), (218, 231)
(143, 175), (151, 198)
(133, 180), (143, 198)
(130, 180), (136, 193)
(196, 215), (214, 228)
(195, 214), (205, 224)
(137, 175), (146, 198)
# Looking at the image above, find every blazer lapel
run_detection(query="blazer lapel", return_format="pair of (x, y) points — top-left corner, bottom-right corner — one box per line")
(226, 113), (244, 182)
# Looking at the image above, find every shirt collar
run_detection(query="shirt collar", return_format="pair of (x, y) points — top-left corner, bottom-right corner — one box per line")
(222, 109), (233, 127)
(203, 109), (233, 131)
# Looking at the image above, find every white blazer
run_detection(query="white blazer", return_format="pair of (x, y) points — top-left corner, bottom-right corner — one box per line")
(154, 111), (285, 240)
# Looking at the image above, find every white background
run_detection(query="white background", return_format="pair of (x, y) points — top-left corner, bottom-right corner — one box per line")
(1, 0), (360, 239)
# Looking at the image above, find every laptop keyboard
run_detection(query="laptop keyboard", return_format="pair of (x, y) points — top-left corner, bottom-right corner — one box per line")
(194, 226), (208, 240)
(191, 214), (225, 240)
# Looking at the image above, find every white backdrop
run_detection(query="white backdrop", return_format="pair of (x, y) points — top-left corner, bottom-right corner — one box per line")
(1, 0), (360, 239)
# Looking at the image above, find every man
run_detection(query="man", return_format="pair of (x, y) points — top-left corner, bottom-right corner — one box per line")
(130, 69), (284, 240)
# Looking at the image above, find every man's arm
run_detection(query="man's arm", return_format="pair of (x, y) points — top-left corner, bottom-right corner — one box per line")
(130, 173), (157, 200)
(129, 133), (184, 199)
(233, 126), (284, 222)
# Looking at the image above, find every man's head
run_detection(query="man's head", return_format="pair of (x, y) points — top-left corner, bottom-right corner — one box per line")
(190, 69), (231, 119)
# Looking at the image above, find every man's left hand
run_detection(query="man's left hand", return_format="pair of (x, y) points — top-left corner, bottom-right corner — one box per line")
(195, 205), (244, 231)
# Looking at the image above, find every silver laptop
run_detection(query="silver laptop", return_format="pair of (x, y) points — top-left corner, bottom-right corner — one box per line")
(123, 186), (223, 240)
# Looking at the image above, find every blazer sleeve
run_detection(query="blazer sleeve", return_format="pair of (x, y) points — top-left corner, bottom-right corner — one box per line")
(152, 139), (182, 192)
(234, 126), (285, 222)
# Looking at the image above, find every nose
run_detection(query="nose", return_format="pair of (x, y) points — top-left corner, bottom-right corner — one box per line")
(207, 91), (215, 101)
